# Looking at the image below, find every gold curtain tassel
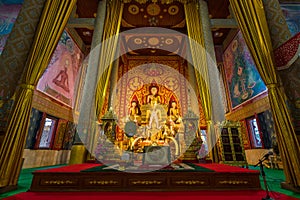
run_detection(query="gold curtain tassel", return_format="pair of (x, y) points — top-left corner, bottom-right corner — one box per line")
(266, 83), (277, 90)
(19, 84), (35, 91)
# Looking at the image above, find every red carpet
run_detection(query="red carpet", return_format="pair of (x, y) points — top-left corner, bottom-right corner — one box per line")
(5, 164), (298, 200)
(4, 190), (298, 200)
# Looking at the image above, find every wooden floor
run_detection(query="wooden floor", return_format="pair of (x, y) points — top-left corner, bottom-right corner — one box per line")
(29, 163), (261, 192)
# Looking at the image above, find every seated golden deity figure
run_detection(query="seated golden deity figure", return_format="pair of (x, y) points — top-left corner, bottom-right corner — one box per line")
(168, 101), (181, 124)
(147, 85), (161, 106)
(167, 101), (182, 135)
(129, 100), (141, 123)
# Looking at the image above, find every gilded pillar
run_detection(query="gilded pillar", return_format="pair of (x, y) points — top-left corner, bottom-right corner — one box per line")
(69, 0), (107, 164)
(108, 58), (119, 116)
(198, 0), (225, 162)
(0, 0), (46, 144)
(187, 62), (200, 115)
(198, 0), (225, 123)
(91, 0), (107, 49)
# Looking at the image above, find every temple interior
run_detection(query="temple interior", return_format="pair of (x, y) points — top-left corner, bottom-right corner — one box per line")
(0, 0), (300, 198)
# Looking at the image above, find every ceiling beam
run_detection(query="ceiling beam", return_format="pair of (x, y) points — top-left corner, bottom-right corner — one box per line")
(67, 18), (95, 30)
(210, 18), (238, 29)
(67, 28), (88, 55)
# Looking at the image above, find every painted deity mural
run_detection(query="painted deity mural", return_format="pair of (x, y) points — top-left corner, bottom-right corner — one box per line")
(0, 1), (22, 54)
(223, 31), (267, 109)
(37, 30), (84, 107)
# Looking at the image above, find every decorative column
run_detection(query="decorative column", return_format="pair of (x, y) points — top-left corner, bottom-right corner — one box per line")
(187, 63), (201, 117)
(263, 0), (300, 139)
(69, 0), (107, 164)
(198, 0), (225, 162)
(199, 0), (225, 123)
(263, 0), (300, 190)
(108, 58), (119, 111)
(0, 0), (46, 145)
(94, 0), (124, 118)
(262, 0), (291, 49)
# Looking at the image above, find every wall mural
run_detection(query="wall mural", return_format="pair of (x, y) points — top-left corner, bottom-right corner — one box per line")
(37, 30), (84, 107)
(281, 4), (300, 36)
(0, 3), (22, 54)
(223, 31), (267, 110)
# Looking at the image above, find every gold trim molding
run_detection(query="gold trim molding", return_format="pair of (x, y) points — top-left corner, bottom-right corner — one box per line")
(89, 180), (119, 185)
(219, 180), (249, 185)
(175, 180), (206, 185)
(131, 180), (163, 185)
(122, 0), (194, 4)
(225, 94), (270, 121)
(43, 180), (75, 185)
(32, 90), (74, 122)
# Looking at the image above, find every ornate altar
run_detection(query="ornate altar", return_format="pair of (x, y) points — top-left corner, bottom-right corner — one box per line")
(96, 83), (204, 165)
(124, 83), (183, 160)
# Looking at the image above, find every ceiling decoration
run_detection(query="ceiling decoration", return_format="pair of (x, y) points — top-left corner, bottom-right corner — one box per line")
(74, 0), (98, 46)
(122, 1), (185, 28)
(207, 0), (231, 46)
(122, 34), (185, 56)
(74, 0), (232, 47)
(122, 0), (193, 4)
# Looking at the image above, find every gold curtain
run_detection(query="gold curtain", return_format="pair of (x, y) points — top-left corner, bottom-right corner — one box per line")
(0, 0), (76, 187)
(230, 0), (300, 187)
(95, 0), (124, 119)
(184, 2), (214, 153)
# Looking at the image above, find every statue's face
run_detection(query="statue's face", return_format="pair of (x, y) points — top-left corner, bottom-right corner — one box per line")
(151, 87), (158, 95)
(172, 102), (176, 108)
(132, 102), (137, 107)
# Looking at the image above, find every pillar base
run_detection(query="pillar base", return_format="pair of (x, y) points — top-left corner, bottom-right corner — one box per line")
(281, 182), (300, 193)
(0, 185), (18, 194)
(69, 143), (87, 165)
